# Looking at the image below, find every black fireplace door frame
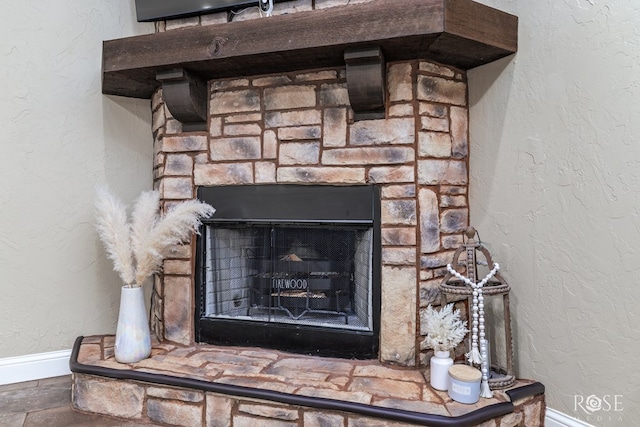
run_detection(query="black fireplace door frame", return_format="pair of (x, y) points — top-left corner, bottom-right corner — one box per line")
(194, 184), (381, 359)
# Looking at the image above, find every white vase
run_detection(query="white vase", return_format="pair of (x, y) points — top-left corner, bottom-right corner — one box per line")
(430, 350), (454, 391)
(115, 285), (151, 363)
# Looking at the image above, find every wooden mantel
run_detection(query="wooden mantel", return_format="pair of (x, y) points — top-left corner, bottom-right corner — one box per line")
(102, 0), (517, 100)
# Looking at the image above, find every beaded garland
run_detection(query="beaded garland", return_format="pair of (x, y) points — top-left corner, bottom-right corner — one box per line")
(446, 262), (499, 398)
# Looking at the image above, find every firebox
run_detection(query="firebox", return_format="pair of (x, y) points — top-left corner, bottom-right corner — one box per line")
(195, 184), (381, 359)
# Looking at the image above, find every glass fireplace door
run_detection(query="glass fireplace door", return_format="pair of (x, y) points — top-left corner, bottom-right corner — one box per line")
(204, 224), (373, 331)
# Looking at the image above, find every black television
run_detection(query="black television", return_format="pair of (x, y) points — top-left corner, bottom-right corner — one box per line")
(135, 0), (291, 22)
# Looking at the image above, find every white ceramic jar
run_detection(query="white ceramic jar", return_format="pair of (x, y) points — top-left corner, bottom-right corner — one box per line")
(430, 350), (454, 391)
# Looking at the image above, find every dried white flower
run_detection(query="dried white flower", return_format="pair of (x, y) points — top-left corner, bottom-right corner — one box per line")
(422, 303), (468, 352)
(95, 187), (215, 288)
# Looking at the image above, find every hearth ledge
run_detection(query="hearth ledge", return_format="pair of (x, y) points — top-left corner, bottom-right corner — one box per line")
(70, 336), (545, 426)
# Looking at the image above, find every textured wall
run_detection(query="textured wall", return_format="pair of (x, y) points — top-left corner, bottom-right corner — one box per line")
(470, 0), (640, 423)
(0, 1), (153, 357)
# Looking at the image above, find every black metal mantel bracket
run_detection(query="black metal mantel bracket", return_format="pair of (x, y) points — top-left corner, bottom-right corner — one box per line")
(158, 49), (387, 129)
(156, 68), (207, 131)
(344, 47), (386, 121)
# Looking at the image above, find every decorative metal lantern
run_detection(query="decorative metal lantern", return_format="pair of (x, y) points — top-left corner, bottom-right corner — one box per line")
(439, 226), (515, 396)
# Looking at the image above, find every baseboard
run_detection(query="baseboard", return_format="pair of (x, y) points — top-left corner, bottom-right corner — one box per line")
(0, 349), (72, 385)
(546, 408), (596, 427)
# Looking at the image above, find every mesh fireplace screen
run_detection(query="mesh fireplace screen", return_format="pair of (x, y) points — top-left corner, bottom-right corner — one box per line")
(204, 224), (373, 331)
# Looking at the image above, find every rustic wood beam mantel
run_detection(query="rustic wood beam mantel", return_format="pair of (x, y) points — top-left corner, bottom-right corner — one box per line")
(102, 0), (517, 100)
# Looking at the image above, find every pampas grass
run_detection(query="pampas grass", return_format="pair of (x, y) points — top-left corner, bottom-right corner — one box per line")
(422, 303), (468, 352)
(95, 187), (215, 288)
(95, 187), (135, 286)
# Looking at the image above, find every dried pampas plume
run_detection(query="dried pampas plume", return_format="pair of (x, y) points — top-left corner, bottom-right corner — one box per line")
(95, 187), (215, 288)
(95, 187), (135, 286)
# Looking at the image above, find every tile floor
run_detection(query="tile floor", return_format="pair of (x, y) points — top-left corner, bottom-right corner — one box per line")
(0, 375), (164, 426)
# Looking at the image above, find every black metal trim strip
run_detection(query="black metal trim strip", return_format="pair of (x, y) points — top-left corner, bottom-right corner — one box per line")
(203, 219), (375, 225)
(505, 382), (545, 402)
(70, 337), (541, 427)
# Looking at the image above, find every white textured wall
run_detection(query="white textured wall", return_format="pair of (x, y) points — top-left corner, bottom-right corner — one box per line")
(0, 1), (153, 357)
(470, 0), (640, 422)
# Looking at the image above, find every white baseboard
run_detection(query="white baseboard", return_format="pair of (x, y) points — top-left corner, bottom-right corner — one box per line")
(546, 408), (596, 427)
(0, 349), (72, 385)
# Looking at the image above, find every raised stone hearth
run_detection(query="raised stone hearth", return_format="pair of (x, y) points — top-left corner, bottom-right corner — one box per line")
(72, 336), (544, 426)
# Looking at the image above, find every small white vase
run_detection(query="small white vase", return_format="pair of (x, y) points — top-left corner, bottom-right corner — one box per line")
(430, 350), (454, 391)
(115, 285), (151, 363)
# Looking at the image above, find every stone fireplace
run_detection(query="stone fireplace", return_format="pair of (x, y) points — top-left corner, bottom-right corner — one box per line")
(71, 1), (546, 425)
(151, 56), (472, 368)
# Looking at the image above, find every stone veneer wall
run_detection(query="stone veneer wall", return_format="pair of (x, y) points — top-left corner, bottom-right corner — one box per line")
(150, 56), (470, 368)
(74, 373), (544, 427)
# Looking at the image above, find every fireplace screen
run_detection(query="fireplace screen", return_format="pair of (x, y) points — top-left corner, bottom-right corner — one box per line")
(205, 224), (373, 329)
(195, 185), (380, 358)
